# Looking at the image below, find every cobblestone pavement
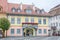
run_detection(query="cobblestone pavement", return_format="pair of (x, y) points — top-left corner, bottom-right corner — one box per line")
(0, 36), (60, 40)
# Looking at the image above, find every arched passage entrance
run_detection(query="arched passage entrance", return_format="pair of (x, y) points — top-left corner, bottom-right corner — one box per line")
(23, 28), (35, 36)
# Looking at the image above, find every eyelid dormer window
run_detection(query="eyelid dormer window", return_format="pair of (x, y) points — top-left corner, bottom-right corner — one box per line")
(11, 7), (16, 12)
(17, 8), (21, 12)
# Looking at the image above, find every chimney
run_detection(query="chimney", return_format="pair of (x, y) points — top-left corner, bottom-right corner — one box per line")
(20, 2), (22, 10)
(32, 3), (35, 11)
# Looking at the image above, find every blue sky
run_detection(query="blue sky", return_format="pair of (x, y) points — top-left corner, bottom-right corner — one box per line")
(7, 0), (60, 12)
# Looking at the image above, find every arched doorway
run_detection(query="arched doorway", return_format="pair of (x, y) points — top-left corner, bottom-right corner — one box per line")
(23, 28), (35, 36)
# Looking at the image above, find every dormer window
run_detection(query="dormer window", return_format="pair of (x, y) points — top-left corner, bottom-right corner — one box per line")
(35, 10), (41, 14)
(17, 8), (21, 12)
(11, 8), (16, 12)
(25, 9), (32, 14)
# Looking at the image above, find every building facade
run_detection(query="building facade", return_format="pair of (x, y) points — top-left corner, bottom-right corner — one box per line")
(49, 4), (60, 36)
(0, 0), (51, 36)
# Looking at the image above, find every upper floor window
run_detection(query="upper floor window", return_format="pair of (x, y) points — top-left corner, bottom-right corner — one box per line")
(25, 17), (29, 22)
(38, 19), (41, 24)
(17, 18), (21, 24)
(31, 18), (34, 23)
(11, 8), (16, 12)
(43, 19), (46, 24)
(25, 9), (32, 14)
(17, 8), (21, 12)
(11, 18), (15, 24)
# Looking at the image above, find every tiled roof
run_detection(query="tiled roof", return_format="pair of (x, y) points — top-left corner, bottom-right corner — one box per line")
(0, 0), (52, 16)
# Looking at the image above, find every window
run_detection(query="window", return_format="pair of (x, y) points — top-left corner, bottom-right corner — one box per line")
(59, 23), (60, 26)
(0, 8), (1, 11)
(11, 8), (16, 12)
(35, 10), (40, 14)
(17, 8), (21, 12)
(56, 22), (58, 26)
(31, 18), (34, 23)
(25, 9), (32, 14)
(17, 29), (20, 34)
(11, 18), (15, 24)
(11, 29), (14, 34)
(17, 18), (21, 24)
(25, 17), (29, 22)
(39, 29), (42, 34)
(44, 29), (47, 34)
(38, 19), (41, 24)
(43, 19), (46, 24)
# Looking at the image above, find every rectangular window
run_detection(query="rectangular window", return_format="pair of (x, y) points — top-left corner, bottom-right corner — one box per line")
(11, 18), (15, 24)
(17, 29), (20, 34)
(0, 8), (1, 11)
(11, 29), (14, 34)
(43, 19), (46, 24)
(25, 9), (32, 14)
(17, 18), (21, 24)
(31, 18), (34, 23)
(59, 23), (60, 26)
(38, 19), (41, 24)
(39, 29), (42, 34)
(25, 18), (29, 22)
(44, 29), (47, 34)
(56, 22), (58, 26)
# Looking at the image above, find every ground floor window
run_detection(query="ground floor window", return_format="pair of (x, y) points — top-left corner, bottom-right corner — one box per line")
(17, 29), (20, 34)
(11, 29), (14, 34)
(39, 29), (42, 34)
(44, 29), (47, 34)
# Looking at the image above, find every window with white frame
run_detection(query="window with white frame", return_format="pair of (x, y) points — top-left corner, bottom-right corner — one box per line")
(43, 19), (46, 24)
(31, 17), (34, 23)
(38, 19), (41, 24)
(17, 18), (21, 24)
(11, 18), (15, 24)
(25, 17), (29, 22)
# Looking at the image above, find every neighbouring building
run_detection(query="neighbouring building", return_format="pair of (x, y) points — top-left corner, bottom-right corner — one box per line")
(49, 4), (60, 36)
(0, 0), (51, 36)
